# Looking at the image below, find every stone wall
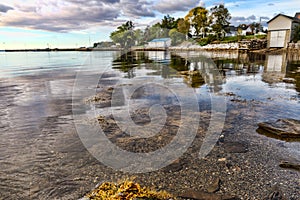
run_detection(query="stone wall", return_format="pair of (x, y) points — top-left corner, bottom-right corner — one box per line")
(239, 39), (267, 50)
(170, 43), (239, 51)
(288, 42), (300, 49)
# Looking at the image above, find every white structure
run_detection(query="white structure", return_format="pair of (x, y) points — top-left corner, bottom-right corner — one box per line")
(148, 38), (172, 48)
(226, 26), (238, 37)
(267, 13), (300, 48)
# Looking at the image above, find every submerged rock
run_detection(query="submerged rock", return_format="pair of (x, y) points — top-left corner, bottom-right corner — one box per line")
(282, 78), (296, 84)
(207, 178), (220, 193)
(279, 161), (300, 171)
(264, 188), (284, 200)
(257, 119), (300, 139)
(223, 142), (248, 153)
(179, 189), (239, 200)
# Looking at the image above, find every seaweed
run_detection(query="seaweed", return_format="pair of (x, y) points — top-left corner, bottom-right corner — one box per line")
(85, 180), (174, 200)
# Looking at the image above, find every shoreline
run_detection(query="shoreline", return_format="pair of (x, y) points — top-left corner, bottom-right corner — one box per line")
(2, 43), (300, 54)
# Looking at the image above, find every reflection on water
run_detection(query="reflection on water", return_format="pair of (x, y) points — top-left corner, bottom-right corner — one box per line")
(112, 51), (300, 95)
(112, 50), (300, 123)
(0, 50), (299, 199)
(263, 54), (287, 84)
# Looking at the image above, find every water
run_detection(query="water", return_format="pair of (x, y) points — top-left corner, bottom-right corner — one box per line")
(0, 50), (299, 199)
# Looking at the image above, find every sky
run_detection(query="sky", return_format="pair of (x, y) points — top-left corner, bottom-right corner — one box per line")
(0, 0), (299, 49)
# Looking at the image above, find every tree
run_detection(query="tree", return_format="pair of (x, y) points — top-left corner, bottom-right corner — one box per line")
(177, 18), (190, 36)
(249, 22), (260, 34)
(293, 25), (300, 42)
(110, 21), (136, 48)
(143, 23), (165, 42)
(134, 29), (143, 45)
(110, 31), (135, 48)
(110, 21), (134, 38)
(169, 29), (185, 45)
(161, 15), (177, 30)
(210, 4), (231, 39)
(185, 7), (209, 37)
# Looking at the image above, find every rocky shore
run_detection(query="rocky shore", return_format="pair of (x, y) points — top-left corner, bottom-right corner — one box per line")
(82, 86), (300, 200)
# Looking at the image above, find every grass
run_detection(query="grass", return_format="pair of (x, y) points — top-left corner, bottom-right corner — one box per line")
(196, 34), (267, 45)
(221, 34), (267, 43)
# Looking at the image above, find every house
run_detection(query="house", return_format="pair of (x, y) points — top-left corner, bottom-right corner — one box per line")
(267, 13), (300, 48)
(238, 24), (252, 36)
(226, 26), (238, 37)
(148, 38), (172, 48)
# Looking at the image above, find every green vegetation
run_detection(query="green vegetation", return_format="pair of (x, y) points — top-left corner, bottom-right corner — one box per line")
(293, 25), (300, 42)
(108, 4), (264, 48)
(198, 35), (217, 46)
(185, 7), (209, 37)
(219, 34), (267, 43)
(210, 4), (231, 39)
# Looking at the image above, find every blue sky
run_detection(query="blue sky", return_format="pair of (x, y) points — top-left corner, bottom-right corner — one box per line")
(0, 0), (299, 49)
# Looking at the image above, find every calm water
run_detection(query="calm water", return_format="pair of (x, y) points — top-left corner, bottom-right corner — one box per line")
(0, 51), (299, 199)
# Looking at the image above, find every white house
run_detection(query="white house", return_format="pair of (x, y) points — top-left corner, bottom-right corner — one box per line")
(238, 24), (252, 36)
(226, 26), (238, 37)
(148, 38), (172, 48)
(267, 13), (300, 48)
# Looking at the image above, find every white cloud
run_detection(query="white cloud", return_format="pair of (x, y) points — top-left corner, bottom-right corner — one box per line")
(153, 0), (199, 13)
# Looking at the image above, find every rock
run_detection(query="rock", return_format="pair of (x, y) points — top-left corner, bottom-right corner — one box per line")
(265, 190), (284, 200)
(79, 197), (90, 200)
(178, 71), (190, 76)
(223, 142), (248, 153)
(282, 78), (296, 84)
(207, 178), (220, 193)
(218, 158), (227, 162)
(163, 159), (185, 172)
(257, 119), (300, 138)
(179, 190), (239, 200)
(279, 161), (300, 171)
(179, 190), (220, 200)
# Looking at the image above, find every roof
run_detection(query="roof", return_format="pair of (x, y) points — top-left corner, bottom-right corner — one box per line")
(149, 38), (171, 42)
(267, 13), (300, 24)
(238, 24), (249, 30)
(228, 26), (238, 31)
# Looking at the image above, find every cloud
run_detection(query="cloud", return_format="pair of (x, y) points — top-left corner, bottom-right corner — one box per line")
(0, 0), (160, 32)
(198, 0), (205, 7)
(121, 0), (155, 17)
(153, 0), (199, 13)
(268, 3), (274, 6)
(247, 15), (256, 20)
(0, 4), (13, 13)
(1, 1), (121, 32)
(260, 16), (270, 20)
(1, 0), (158, 32)
(224, 1), (240, 8)
(230, 15), (263, 26)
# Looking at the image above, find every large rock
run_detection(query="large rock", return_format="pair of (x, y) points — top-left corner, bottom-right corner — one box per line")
(223, 142), (248, 153)
(279, 161), (300, 171)
(257, 119), (300, 138)
(179, 190), (239, 200)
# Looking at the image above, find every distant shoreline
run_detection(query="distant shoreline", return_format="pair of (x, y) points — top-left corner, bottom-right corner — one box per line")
(1, 47), (123, 52)
(2, 46), (300, 54)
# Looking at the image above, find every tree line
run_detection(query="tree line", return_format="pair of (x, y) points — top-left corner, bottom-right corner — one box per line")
(109, 5), (266, 48)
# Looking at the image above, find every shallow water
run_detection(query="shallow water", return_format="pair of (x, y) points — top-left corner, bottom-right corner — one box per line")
(0, 50), (299, 199)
